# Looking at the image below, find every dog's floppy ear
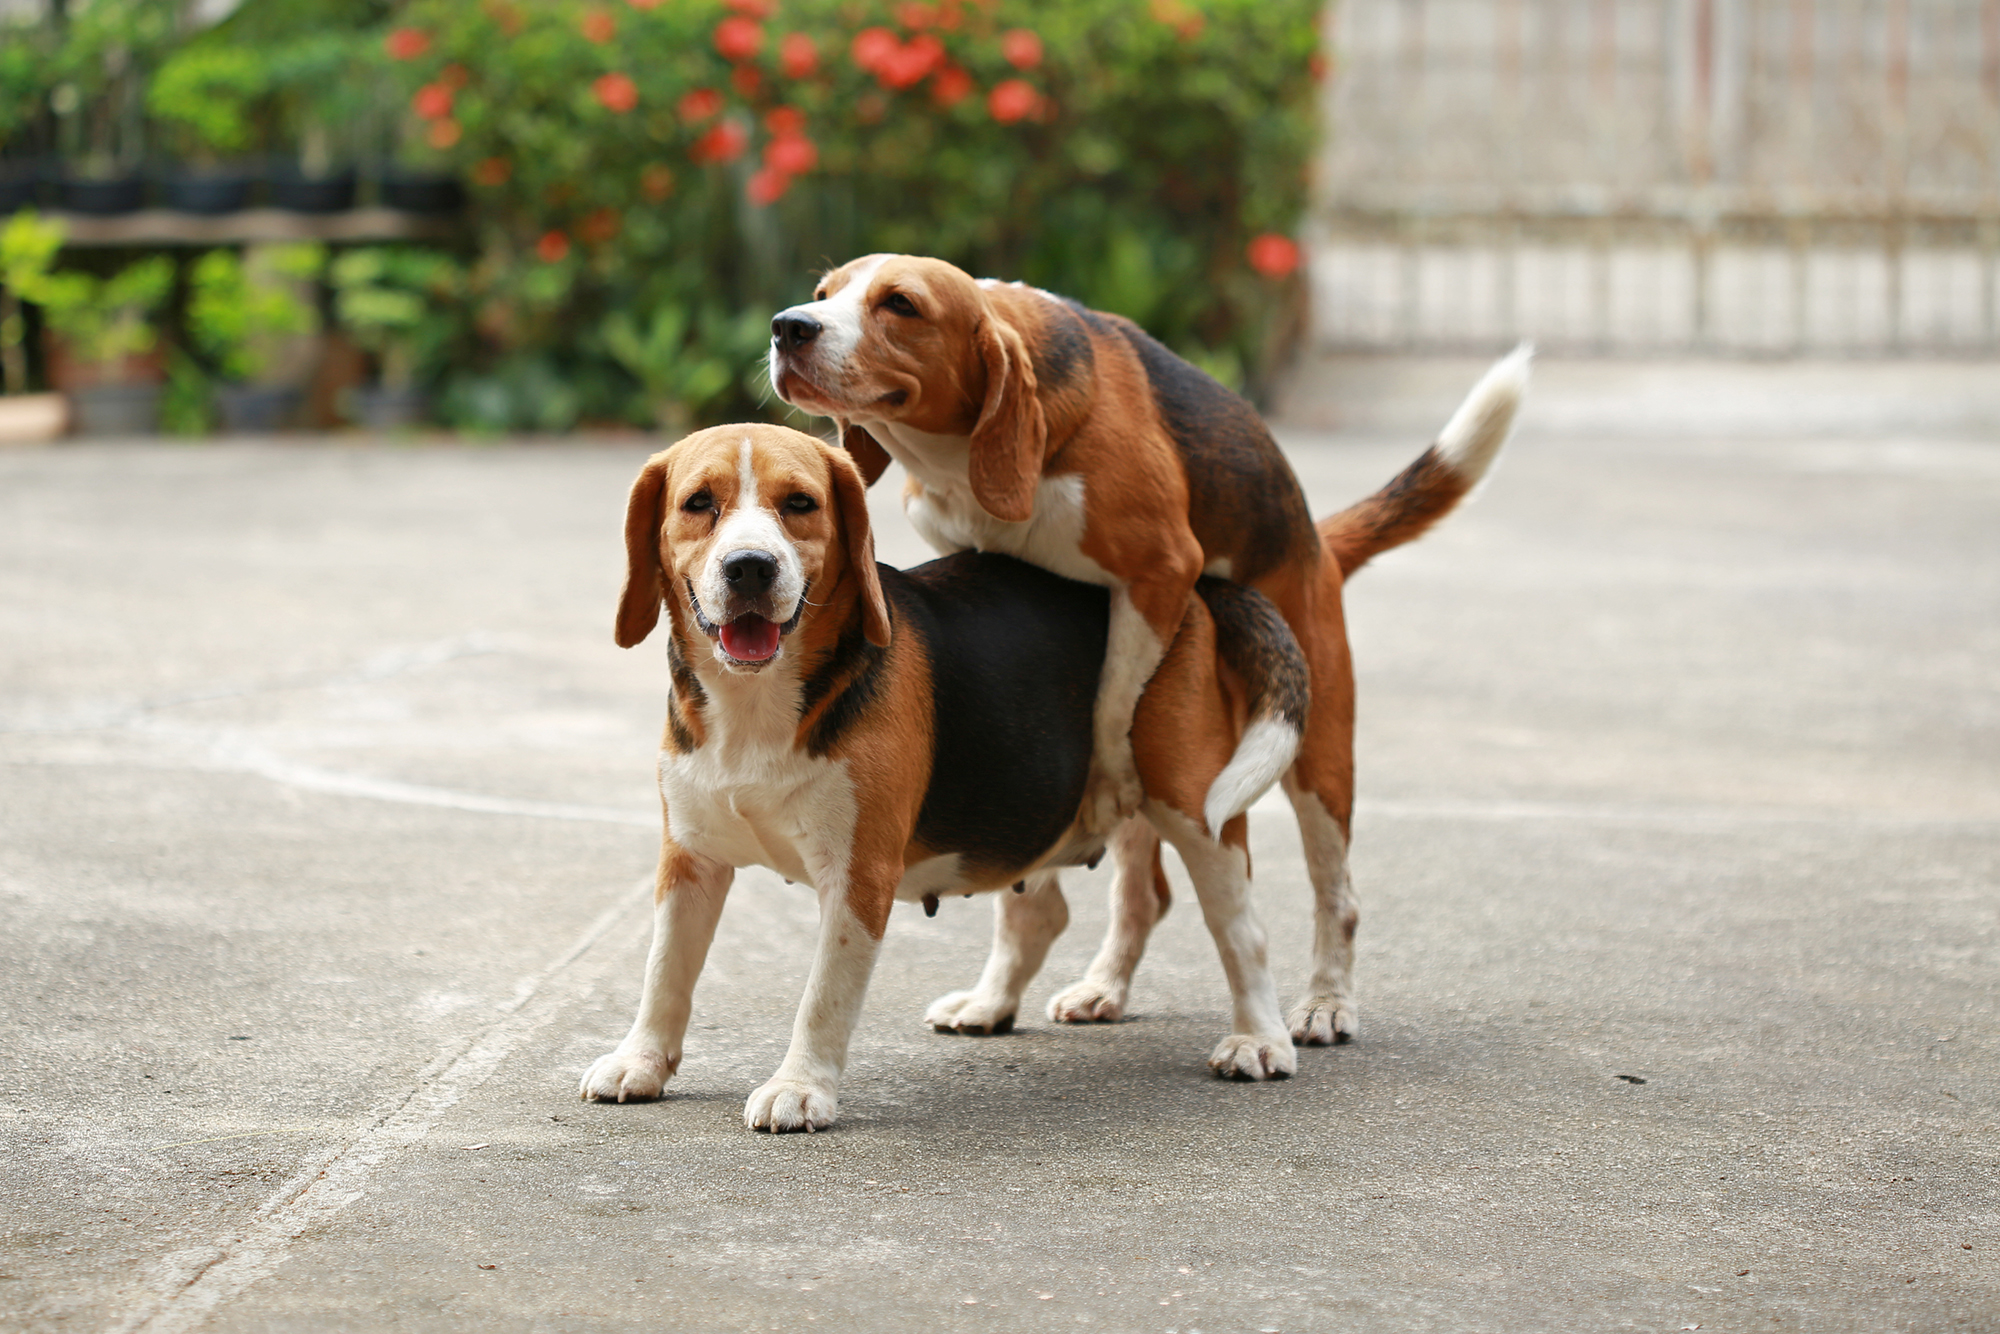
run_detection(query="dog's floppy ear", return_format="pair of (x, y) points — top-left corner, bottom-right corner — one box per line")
(826, 445), (892, 648)
(838, 421), (892, 486)
(615, 449), (674, 648)
(967, 314), (1046, 524)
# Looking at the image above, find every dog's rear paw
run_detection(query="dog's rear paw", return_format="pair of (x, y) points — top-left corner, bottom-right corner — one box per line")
(578, 1049), (672, 1103)
(744, 1076), (838, 1133)
(1047, 979), (1127, 1024)
(1208, 1034), (1297, 1081)
(924, 990), (1017, 1035)
(1287, 995), (1359, 1046)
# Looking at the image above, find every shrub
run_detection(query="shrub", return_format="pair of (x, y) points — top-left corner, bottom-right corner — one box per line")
(186, 244), (327, 383)
(381, 0), (1321, 428)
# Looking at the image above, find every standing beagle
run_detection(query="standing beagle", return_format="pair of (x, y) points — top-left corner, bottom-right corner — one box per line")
(768, 255), (1528, 1047)
(581, 423), (1311, 1131)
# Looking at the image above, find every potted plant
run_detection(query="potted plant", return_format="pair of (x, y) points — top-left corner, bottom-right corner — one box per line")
(51, 0), (174, 215)
(0, 7), (58, 215)
(146, 43), (267, 214)
(601, 300), (767, 436)
(33, 248), (172, 436)
(186, 242), (325, 432)
(0, 210), (68, 442)
(328, 245), (461, 427)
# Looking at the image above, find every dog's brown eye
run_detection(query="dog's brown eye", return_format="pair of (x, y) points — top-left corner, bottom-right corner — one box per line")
(784, 492), (818, 514)
(882, 291), (919, 317)
(682, 490), (713, 513)
(812, 287), (828, 301)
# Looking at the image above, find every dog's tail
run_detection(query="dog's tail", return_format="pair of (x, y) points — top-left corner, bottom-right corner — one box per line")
(1320, 343), (1531, 578)
(1196, 576), (1310, 838)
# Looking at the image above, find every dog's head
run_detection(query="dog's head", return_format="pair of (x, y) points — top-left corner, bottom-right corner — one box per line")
(615, 423), (890, 670)
(767, 253), (1050, 523)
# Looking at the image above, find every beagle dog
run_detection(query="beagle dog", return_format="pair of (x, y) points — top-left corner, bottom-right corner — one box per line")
(768, 255), (1528, 1047)
(580, 423), (1312, 1131)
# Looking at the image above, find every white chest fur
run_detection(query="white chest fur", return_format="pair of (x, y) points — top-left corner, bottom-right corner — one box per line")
(658, 660), (856, 888)
(861, 418), (1114, 586)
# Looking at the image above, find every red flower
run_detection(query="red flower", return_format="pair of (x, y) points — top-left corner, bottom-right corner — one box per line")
(579, 208), (622, 244)
(930, 64), (973, 107)
(726, 0), (775, 14)
(580, 10), (616, 43)
(896, 2), (936, 27)
(593, 72), (638, 113)
(1309, 51), (1330, 82)
(1246, 233), (1301, 279)
(764, 106), (806, 137)
(987, 78), (1039, 123)
(639, 163), (676, 201)
(536, 230), (571, 263)
(690, 120), (749, 165)
(473, 157), (512, 186)
(714, 16), (763, 62)
(678, 88), (724, 123)
(385, 27), (430, 60)
(746, 167), (790, 206)
(851, 27), (897, 73)
(764, 134), (817, 175)
(412, 83), (454, 120)
(425, 118), (462, 149)
(877, 34), (943, 90)
(779, 32), (818, 78)
(1000, 28), (1042, 70)
(731, 64), (761, 96)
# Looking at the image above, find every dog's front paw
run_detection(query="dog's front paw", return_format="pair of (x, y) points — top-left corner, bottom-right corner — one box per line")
(1287, 994), (1359, 1046)
(744, 1076), (838, 1133)
(1078, 761), (1144, 837)
(579, 1048), (673, 1103)
(1046, 978), (1127, 1024)
(1208, 1034), (1297, 1081)
(925, 989), (1017, 1035)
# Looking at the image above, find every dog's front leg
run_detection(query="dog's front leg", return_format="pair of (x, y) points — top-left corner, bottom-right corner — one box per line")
(580, 844), (733, 1103)
(745, 867), (894, 1132)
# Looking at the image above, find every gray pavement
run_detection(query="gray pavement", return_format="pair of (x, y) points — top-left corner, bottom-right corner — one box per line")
(2, 362), (1996, 1333)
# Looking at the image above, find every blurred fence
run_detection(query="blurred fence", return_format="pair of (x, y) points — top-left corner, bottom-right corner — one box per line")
(1310, 0), (2000, 354)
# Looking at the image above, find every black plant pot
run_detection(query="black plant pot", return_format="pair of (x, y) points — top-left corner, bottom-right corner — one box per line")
(270, 167), (357, 214)
(71, 383), (162, 436)
(162, 169), (257, 215)
(379, 170), (464, 215)
(0, 164), (44, 214)
(350, 384), (428, 429)
(215, 383), (303, 434)
(59, 175), (147, 215)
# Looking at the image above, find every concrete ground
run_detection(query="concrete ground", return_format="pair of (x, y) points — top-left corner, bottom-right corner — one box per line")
(1, 358), (1995, 1333)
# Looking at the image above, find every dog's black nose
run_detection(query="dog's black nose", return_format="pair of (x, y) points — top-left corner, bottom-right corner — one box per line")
(722, 550), (779, 595)
(771, 311), (822, 352)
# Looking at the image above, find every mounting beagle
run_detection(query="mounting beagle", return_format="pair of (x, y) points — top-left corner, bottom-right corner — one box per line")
(768, 255), (1528, 1047)
(580, 423), (1312, 1131)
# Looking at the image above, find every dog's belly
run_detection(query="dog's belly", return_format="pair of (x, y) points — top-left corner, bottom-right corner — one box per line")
(659, 747), (855, 887)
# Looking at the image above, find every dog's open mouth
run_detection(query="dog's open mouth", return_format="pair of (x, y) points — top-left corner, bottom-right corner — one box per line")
(718, 614), (782, 664)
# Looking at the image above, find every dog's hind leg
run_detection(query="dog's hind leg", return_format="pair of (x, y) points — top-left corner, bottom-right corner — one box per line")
(1046, 817), (1170, 1024)
(1282, 771), (1361, 1046)
(580, 846), (734, 1103)
(925, 872), (1069, 1035)
(1149, 806), (1295, 1080)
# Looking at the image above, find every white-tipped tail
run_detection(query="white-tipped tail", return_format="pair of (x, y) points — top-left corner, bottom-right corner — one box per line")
(1436, 342), (1533, 485)
(1202, 715), (1302, 840)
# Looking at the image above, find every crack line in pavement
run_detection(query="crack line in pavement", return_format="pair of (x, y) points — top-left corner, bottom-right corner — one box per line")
(115, 873), (653, 1334)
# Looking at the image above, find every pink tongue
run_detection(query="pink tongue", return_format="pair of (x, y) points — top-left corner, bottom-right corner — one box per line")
(720, 616), (782, 661)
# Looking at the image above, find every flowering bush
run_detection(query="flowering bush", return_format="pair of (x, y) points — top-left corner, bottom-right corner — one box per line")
(381, 0), (1321, 430)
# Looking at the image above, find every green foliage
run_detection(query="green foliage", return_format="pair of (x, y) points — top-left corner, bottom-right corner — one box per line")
(187, 244), (326, 383)
(329, 247), (466, 389)
(0, 211), (68, 394)
(33, 252), (173, 370)
(146, 45), (268, 161)
(380, 0), (1320, 423)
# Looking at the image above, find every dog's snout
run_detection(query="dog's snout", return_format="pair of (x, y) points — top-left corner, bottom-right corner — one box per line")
(771, 310), (822, 352)
(722, 549), (780, 595)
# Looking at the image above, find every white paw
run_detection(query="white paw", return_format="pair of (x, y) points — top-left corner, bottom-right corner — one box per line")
(1208, 1033), (1297, 1081)
(578, 1048), (672, 1103)
(1287, 995), (1359, 1046)
(1079, 762), (1145, 837)
(924, 990), (1018, 1035)
(1047, 979), (1127, 1024)
(743, 1076), (839, 1133)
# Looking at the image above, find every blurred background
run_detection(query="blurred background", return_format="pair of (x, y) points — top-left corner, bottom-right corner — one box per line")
(0, 0), (1994, 444)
